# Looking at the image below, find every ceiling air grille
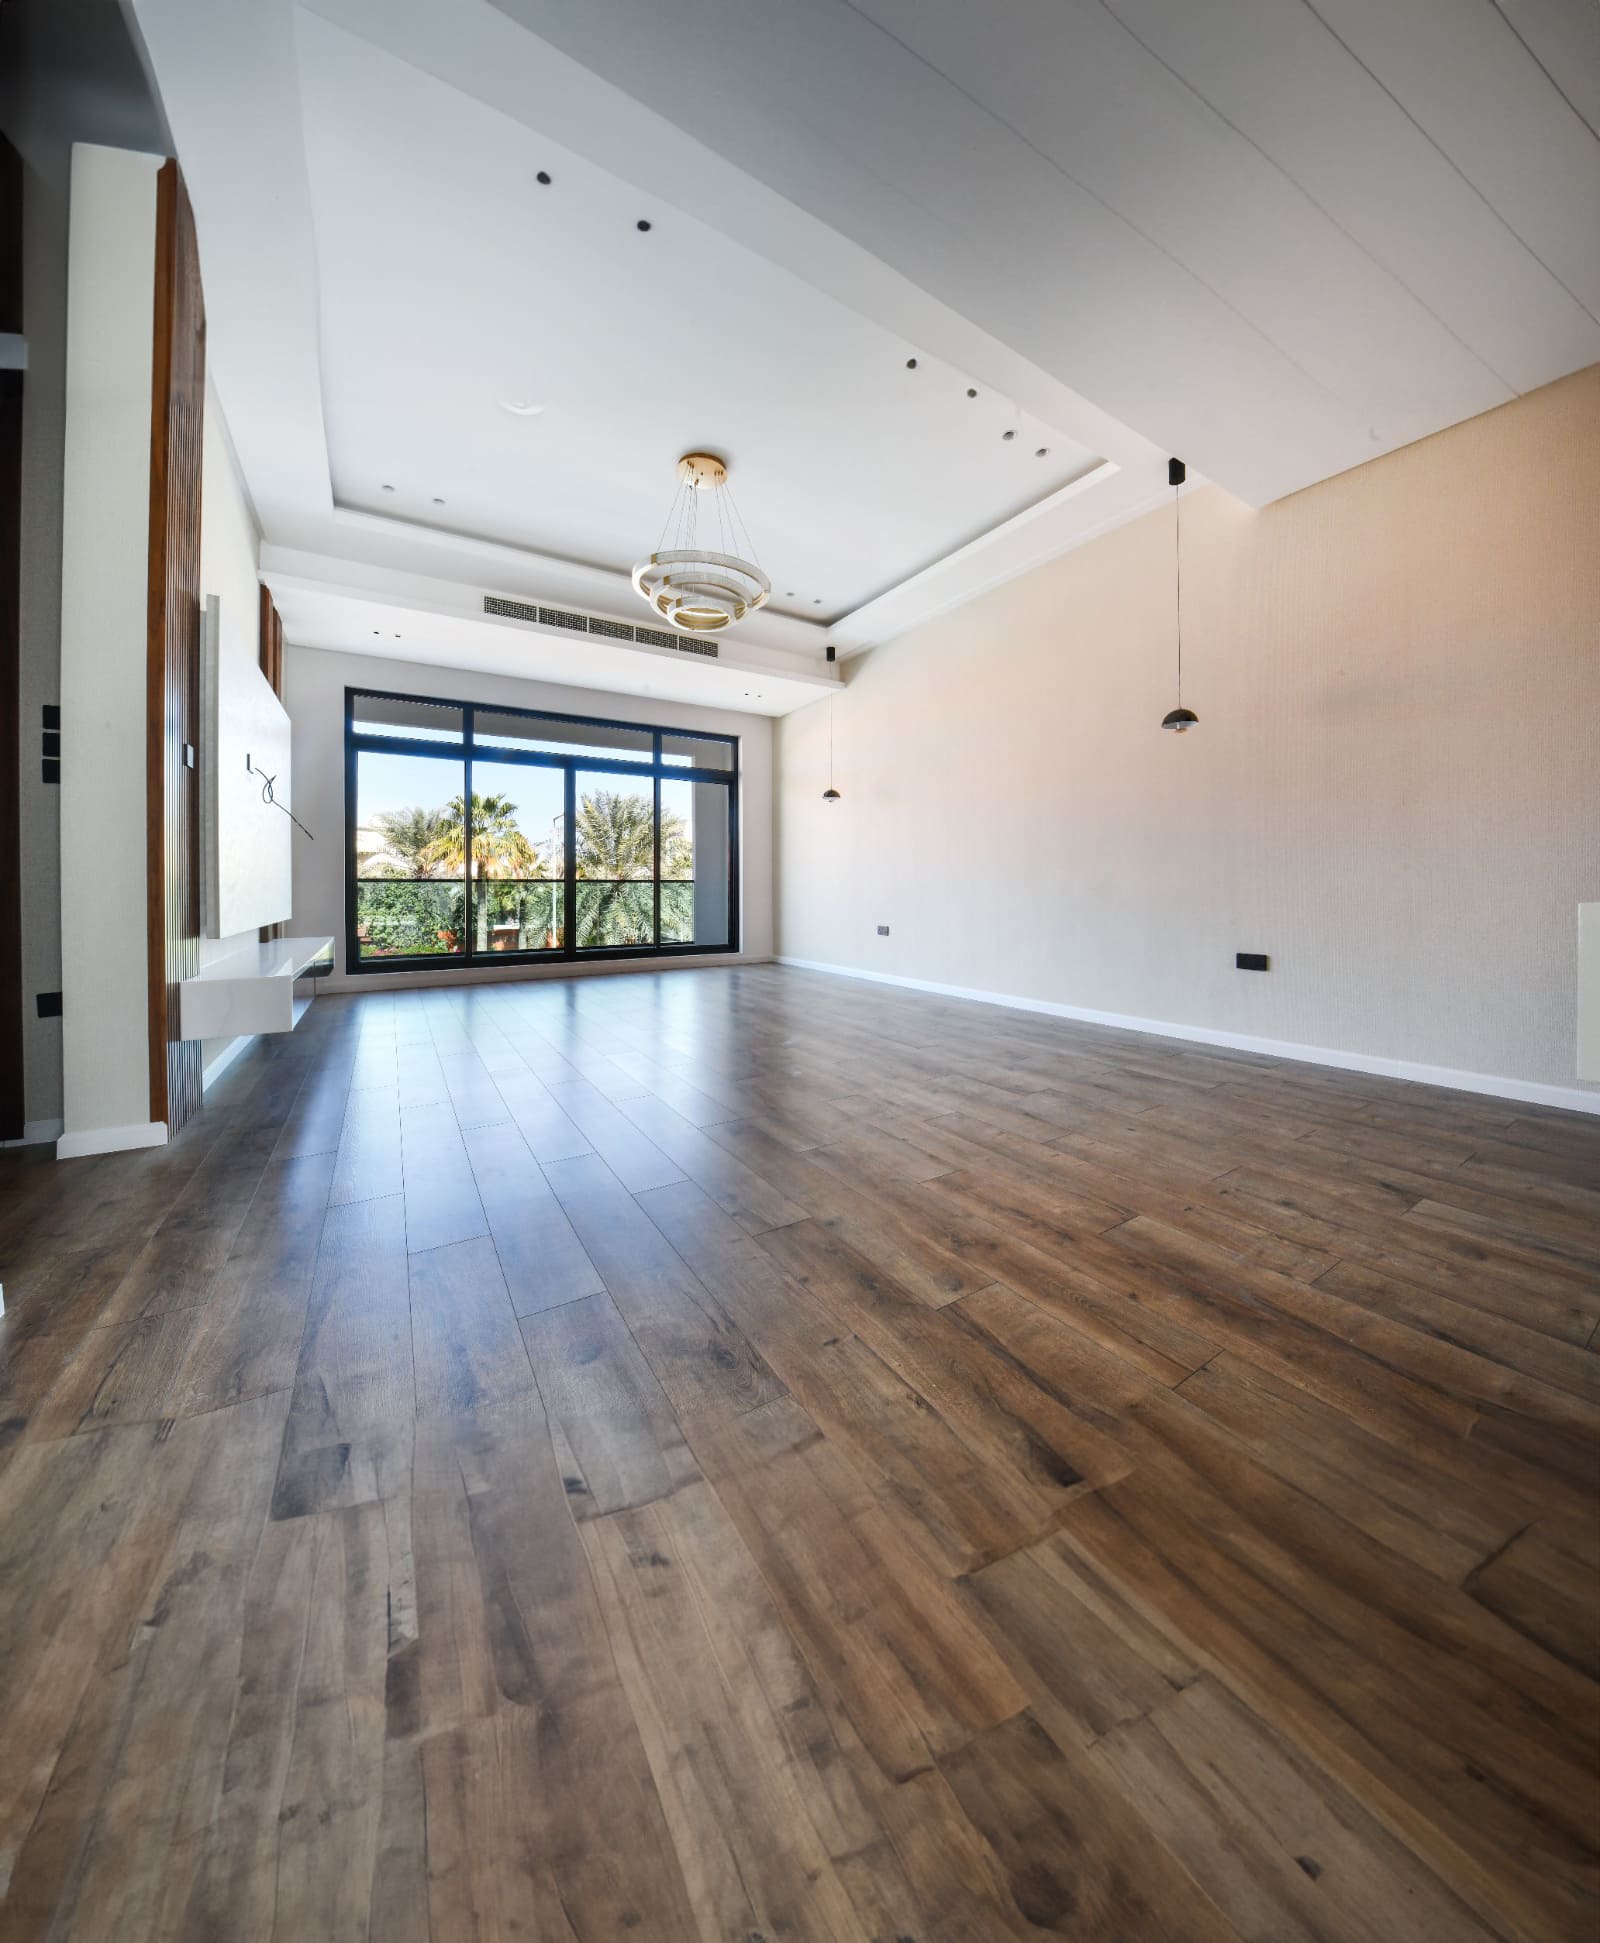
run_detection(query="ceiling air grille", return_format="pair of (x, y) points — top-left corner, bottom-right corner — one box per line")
(482, 594), (719, 658)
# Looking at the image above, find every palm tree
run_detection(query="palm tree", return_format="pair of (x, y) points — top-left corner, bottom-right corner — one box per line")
(573, 789), (690, 945)
(419, 793), (543, 950)
(364, 804), (453, 875)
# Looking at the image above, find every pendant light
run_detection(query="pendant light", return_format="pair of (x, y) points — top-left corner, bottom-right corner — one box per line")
(1161, 457), (1198, 733)
(822, 707), (841, 802)
(633, 452), (770, 636)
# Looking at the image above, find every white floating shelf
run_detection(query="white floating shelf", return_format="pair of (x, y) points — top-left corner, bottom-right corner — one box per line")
(178, 935), (334, 1041)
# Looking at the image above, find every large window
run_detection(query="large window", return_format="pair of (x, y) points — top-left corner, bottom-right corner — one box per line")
(347, 689), (738, 971)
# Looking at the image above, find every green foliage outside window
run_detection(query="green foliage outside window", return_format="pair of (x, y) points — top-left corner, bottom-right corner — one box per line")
(355, 786), (701, 956)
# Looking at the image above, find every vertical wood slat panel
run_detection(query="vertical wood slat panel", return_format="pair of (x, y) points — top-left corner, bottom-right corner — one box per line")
(0, 136), (23, 1141)
(146, 160), (205, 1135)
(259, 582), (286, 943)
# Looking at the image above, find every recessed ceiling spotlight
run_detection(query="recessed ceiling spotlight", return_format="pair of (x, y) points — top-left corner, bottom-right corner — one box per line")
(1001, 430), (1015, 442)
(905, 357), (918, 369)
(499, 399), (545, 416)
(432, 496), (445, 504)
(1035, 447), (1048, 458)
(636, 218), (652, 232)
(536, 170), (552, 185)
(812, 597), (823, 605)
(381, 482), (396, 491)
(966, 387), (978, 398)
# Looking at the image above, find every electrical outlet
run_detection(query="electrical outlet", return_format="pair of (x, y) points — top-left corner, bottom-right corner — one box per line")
(877, 925), (890, 936)
(1236, 952), (1269, 971)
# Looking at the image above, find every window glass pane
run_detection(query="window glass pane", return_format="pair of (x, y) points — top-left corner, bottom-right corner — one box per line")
(475, 708), (651, 765)
(352, 693), (464, 743)
(467, 760), (564, 953)
(659, 777), (731, 947)
(574, 769), (654, 948)
(660, 731), (735, 772)
(353, 750), (466, 958)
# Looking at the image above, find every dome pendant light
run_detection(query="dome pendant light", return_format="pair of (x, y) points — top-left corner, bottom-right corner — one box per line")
(822, 706), (841, 802)
(1161, 457), (1198, 733)
(633, 452), (771, 636)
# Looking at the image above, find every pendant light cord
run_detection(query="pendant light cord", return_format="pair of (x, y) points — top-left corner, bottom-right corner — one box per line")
(1174, 480), (1184, 709)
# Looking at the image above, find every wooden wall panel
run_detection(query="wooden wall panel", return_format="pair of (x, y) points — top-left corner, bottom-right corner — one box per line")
(259, 582), (286, 942)
(258, 581), (284, 696)
(0, 136), (22, 1141)
(146, 160), (205, 1134)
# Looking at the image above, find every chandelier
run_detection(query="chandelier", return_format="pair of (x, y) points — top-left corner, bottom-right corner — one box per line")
(633, 452), (770, 635)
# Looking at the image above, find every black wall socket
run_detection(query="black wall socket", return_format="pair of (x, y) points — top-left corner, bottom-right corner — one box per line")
(1236, 951), (1269, 971)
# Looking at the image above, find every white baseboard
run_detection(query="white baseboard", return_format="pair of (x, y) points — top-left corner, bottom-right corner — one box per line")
(56, 1119), (169, 1160)
(775, 956), (1600, 1117)
(203, 1035), (256, 1088)
(0, 1116), (65, 1150)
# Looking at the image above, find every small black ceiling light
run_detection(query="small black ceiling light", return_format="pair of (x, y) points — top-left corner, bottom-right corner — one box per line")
(636, 218), (652, 232)
(536, 170), (552, 185)
(1161, 457), (1198, 733)
(822, 707), (841, 802)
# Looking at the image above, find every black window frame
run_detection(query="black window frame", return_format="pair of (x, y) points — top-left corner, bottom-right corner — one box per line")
(345, 685), (740, 974)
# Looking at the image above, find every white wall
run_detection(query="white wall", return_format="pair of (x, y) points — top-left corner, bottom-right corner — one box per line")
(197, 377), (271, 1082)
(57, 143), (165, 1155)
(775, 368), (1600, 1110)
(284, 645), (774, 988)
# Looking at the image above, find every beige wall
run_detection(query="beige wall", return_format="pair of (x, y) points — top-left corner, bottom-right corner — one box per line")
(775, 367), (1600, 1104)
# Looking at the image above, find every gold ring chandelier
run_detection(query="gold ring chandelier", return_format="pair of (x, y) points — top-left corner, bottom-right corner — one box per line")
(632, 452), (771, 635)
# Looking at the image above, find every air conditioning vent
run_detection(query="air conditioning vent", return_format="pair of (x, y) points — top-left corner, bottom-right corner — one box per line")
(538, 604), (589, 634)
(483, 595), (539, 624)
(481, 595), (719, 659)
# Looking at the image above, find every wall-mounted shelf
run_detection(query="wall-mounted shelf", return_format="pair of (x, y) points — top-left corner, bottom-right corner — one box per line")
(178, 935), (333, 1041)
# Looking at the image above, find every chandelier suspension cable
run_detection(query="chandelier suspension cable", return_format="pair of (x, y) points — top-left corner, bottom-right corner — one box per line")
(715, 471), (732, 557)
(655, 473), (688, 556)
(723, 481), (759, 565)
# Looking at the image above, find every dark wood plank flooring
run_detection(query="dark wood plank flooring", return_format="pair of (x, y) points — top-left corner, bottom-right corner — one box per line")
(0, 965), (1596, 1941)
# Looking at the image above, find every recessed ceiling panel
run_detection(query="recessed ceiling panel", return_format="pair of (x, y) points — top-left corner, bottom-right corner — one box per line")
(295, 8), (1100, 622)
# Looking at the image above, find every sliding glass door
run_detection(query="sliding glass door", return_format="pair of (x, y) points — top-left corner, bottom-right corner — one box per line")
(345, 688), (738, 973)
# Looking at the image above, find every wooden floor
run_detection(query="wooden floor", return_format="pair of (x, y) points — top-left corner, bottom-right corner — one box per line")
(0, 966), (1595, 1941)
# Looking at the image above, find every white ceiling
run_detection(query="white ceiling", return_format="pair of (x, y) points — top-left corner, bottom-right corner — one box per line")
(126, 0), (1599, 707)
(297, 9), (1099, 624)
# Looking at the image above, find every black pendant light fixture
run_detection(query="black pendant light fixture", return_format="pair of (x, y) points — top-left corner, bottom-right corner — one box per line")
(822, 706), (841, 802)
(1161, 457), (1198, 733)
